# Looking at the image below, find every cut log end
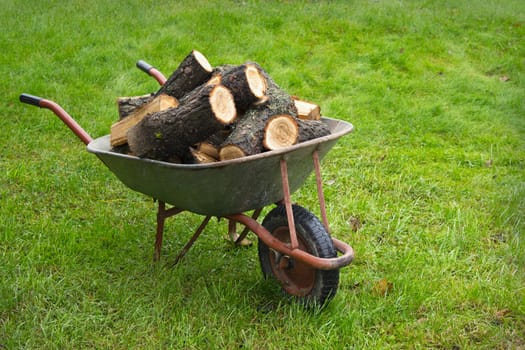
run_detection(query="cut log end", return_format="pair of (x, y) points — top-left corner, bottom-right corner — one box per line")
(263, 114), (299, 150)
(245, 64), (267, 99)
(210, 85), (237, 124)
(197, 141), (220, 160)
(219, 144), (247, 161)
(193, 49), (213, 73)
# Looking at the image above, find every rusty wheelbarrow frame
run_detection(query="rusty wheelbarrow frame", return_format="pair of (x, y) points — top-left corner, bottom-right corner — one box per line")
(19, 61), (355, 305)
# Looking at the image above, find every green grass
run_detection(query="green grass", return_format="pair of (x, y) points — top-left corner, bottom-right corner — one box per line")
(1, 0), (524, 348)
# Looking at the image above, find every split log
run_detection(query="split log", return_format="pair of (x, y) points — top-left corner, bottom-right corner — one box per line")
(155, 50), (213, 100)
(218, 63), (267, 114)
(219, 65), (297, 160)
(196, 142), (220, 160)
(117, 94), (154, 119)
(189, 147), (218, 164)
(195, 130), (229, 160)
(263, 114), (299, 150)
(110, 94), (179, 147)
(297, 119), (331, 143)
(127, 83), (237, 161)
(293, 98), (321, 120)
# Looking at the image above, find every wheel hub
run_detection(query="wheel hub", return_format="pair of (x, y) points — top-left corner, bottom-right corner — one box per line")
(273, 251), (294, 270)
(269, 228), (316, 296)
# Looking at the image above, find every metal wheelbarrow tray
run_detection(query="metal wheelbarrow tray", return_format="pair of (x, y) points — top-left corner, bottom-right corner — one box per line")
(88, 117), (350, 216)
(19, 63), (355, 306)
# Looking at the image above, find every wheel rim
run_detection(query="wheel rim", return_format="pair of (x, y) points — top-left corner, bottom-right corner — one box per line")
(268, 226), (316, 297)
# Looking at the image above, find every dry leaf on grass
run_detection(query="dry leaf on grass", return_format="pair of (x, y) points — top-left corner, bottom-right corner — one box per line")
(493, 309), (512, 324)
(372, 278), (393, 296)
(348, 216), (362, 232)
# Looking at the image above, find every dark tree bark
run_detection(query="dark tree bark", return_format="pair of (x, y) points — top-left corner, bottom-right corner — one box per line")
(218, 63), (267, 114)
(296, 119), (331, 143)
(219, 107), (267, 160)
(218, 65), (297, 160)
(248, 62), (298, 118)
(128, 84), (236, 161)
(155, 50), (213, 100)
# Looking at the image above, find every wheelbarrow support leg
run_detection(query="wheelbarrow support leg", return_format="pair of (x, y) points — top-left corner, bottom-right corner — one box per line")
(155, 201), (183, 261)
(154, 201), (211, 264)
(172, 215), (212, 266)
(280, 158), (299, 250)
(234, 208), (262, 245)
(313, 150), (330, 233)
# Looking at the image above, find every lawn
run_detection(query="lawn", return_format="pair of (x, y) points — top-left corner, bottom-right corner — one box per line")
(1, 0), (524, 348)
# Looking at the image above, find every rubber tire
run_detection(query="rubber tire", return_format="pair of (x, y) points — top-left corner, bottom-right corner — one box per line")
(258, 204), (339, 307)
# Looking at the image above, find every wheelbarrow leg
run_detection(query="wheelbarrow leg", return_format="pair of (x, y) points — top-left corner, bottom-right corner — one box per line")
(172, 215), (211, 266)
(227, 220), (253, 246)
(154, 202), (166, 261)
(155, 201), (183, 261)
(312, 150), (330, 233)
(279, 159), (299, 250)
(233, 208), (262, 245)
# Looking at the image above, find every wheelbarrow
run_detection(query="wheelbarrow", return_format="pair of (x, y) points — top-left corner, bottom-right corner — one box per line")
(19, 61), (355, 306)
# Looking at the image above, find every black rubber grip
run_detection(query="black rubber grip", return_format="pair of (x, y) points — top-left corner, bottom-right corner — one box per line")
(20, 93), (43, 107)
(136, 60), (154, 74)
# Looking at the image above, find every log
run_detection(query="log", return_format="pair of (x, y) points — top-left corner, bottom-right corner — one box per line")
(212, 64), (236, 76)
(293, 98), (321, 120)
(117, 93), (154, 119)
(189, 147), (218, 164)
(155, 50), (213, 99)
(263, 114), (299, 150)
(218, 63), (267, 114)
(195, 129), (229, 160)
(247, 62), (298, 117)
(219, 65), (297, 160)
(220, 115), (330, 160)
(127, 83), (237, 161)
(219, 143), (247, 160)
(219, 105), (272, 160)
(196, 142), (220, 160)
(297, 119), (331, 143)
(110, 94), (179, 147)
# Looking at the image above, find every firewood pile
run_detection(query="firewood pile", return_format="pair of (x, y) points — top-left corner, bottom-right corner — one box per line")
(110, 50), (330, 164)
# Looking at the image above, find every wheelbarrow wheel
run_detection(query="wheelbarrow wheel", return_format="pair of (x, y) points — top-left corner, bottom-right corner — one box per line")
(258, 204), (339, 307)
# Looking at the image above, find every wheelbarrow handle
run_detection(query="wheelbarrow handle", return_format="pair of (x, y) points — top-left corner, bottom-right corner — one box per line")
(19, 93), (93, 145)
(19, 93), (43, 107)
(136, 60), (167, 86)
